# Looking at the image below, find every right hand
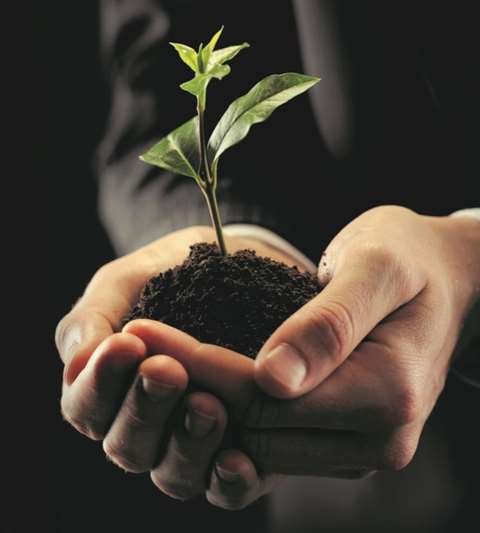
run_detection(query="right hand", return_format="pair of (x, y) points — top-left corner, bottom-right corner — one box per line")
(55, 225), (295, 502)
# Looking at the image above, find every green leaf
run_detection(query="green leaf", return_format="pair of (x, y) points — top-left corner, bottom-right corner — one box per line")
(208, 73), (320, 173)
(206, 26), (224, 54)
(169, 42), (198, 72)
(180, 64), (231, 97)
(208, 43), (250, 70)
(139, 117), (201, 180)
(201, 26), (224, 68)
(197, 42), (205, 72)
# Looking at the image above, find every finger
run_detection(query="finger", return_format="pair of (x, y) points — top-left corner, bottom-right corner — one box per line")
(206, 449), (283, 511)
(241, 428), (377, 475)
(246, 291), (443, 432)
(366, 290), (451, 424)
(103, 355), (188, 473)
(123, 319), (200, 360)
(56, 309), (114, 385)
(150, 392), (227, 500)
(61, 333), (146, 440)
(124, 320), (256, 407)
(244, 344), (396, 432)
(241, 416), (421, 475)
(80, 253), (160, 320)
(255, 245), (425, 398)
(56, 253), (160, 383)
(126, 320), (412, 435)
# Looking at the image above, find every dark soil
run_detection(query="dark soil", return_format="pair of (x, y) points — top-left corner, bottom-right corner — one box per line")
(125, 242), (321, 358)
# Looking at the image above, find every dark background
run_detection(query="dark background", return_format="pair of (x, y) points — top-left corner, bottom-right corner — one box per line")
(8, 1), (480, 532)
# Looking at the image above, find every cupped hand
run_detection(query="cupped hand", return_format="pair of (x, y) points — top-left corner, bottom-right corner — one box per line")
(127, 206), (480, 509)
(249, 206), (480, 471)
(122, 319), (284, 509)
(55, 224), (295, 504)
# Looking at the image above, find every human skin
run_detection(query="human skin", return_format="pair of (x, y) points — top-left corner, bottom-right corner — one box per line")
(56, 206), (480, 510)
(55, 225), (294, 504)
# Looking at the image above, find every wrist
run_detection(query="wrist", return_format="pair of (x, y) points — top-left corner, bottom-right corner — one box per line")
(426, 214), (480, 386)
(446, 215), (480, 309)
(426, 214), (480, 315)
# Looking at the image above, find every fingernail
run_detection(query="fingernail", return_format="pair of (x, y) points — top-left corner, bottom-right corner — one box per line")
(142, 377), (177, 401)
(215, 464), (241, 483)
(185, 408), (216, 439)
(262, 343), (307, 390)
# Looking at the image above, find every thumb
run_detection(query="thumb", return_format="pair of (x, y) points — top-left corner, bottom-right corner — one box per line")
(55, 252), (159, 385)
(254, 247), (420, 398)
(55, 308), (114, 385)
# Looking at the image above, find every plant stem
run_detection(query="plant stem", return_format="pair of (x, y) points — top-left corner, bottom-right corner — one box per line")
(203, 182), (227, 255)
(197, 102), (227, 255)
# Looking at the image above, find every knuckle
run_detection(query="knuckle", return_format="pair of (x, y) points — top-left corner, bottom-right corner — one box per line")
(307, 300), (354, 359)
(60, 387), (108, 440)
(388, 384), (421, 427)
(359, 242), (398, 273)
(61, 402), (104, 441)
(358, 242), (413, 299)
(121, 401), (150, 432)
(375, 434), (418, 471)
(151, 471), (202, 501)
(102, 438), (150, 473)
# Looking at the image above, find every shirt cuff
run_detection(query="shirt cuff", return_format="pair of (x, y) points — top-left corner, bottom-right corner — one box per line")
(449, 207), (480, 222)
(223, 223), (317, 274)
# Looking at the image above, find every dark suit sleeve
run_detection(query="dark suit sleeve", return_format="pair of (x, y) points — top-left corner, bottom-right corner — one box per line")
(96, 0), (280, 255)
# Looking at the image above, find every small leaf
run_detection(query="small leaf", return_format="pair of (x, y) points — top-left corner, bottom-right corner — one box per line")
(140, 117), (201, 180)
(169, 42), (198, 72)
(208, 43), (250, 70)
(197, 42), (205, 72)
(201, 26), (224, 67)
(208, 73), (320, 173)
(180, 64), (231, 97)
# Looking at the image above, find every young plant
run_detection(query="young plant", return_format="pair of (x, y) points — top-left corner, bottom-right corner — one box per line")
(140, 27), (320, 255)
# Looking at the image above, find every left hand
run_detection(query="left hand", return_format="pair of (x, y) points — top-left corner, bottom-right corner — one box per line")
(54, 225), (296, 510)
(126, 206), (480, 509)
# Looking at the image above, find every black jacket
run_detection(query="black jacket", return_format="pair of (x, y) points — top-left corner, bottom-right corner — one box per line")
(96, 0), (479, 258)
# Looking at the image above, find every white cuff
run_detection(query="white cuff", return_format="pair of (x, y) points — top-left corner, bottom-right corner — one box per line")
(449, 208), (480, 222)
(223, 224), (317, 274)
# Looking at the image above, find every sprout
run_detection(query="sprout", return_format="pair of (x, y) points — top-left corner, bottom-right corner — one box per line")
(140, 28), (320, 255)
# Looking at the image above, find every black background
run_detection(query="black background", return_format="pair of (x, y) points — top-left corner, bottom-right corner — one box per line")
(8, 2), (480, 532)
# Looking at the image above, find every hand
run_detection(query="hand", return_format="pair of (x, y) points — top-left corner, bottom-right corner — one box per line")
(55, 225), (295, 504)
(122, 319), (284, 509)
(127, 206), (480, 508)
(250, 206), (480, 470)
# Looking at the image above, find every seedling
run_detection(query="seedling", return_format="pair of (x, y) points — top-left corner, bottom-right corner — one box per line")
(140, 27), (320, 255)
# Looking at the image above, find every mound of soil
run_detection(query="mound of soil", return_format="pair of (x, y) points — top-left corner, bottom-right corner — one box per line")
(125, 242), (321, 358)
